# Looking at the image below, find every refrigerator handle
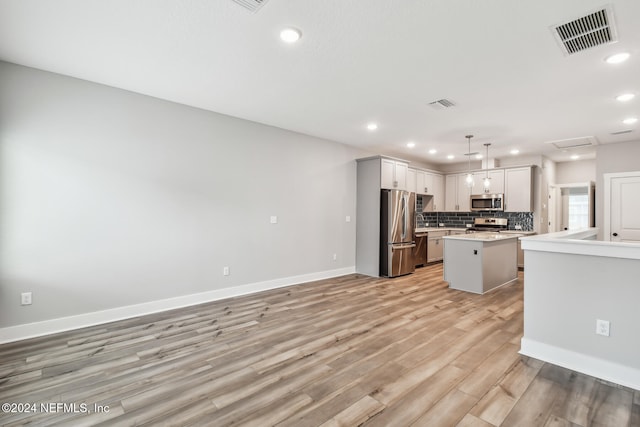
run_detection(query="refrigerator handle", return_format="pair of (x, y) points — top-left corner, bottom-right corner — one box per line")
(402, 193), (408, 240)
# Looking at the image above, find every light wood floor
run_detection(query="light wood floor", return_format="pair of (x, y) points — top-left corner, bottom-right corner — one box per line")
(1, 264), (638, 426)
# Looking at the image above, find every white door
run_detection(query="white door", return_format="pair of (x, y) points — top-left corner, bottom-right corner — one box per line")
(609, 174), (640, 242)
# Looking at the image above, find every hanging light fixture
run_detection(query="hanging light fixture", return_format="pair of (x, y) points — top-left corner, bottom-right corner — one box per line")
(483, 143), (491, 192)
(465, 135), (474, 188)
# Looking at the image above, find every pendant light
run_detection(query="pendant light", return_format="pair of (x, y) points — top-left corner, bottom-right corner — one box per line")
(483, 143), (491, 192)
(465, 135), (474, 188)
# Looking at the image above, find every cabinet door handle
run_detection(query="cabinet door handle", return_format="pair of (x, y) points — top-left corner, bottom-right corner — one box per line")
(613, 232), (618, 237)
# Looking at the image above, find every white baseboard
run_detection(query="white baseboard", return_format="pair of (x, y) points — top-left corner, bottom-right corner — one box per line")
(520, 337), (640, 391)
(0, 266), (356, 344)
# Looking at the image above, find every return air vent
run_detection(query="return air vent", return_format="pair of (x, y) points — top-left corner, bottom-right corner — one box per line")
(231, 0), (269, 13)
(551, 6), (618, 55)
(428, 99), (456, 110)
(545, 136), (599, 150)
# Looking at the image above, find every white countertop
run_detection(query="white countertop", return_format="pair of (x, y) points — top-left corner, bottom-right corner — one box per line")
(500, 230), (536, 235)
(415, 228), (535, 237)
(415, 227), (466, 233)
(443, 232), (522, 242)
(521, 228), (640, 260)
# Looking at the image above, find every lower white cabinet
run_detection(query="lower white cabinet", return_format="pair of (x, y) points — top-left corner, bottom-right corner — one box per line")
(427, 230), (448, 262)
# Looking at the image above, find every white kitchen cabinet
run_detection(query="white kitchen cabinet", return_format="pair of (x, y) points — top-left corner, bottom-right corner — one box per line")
(505, 167), (533, 212)
(427, 230), (447, 263)
(432, 173), (444, 211)
(407, 168), (417, 193)
(445, 174), (457, 211)
(416, 171), (444, 212)
(381, 158), (408, 190)
(472, 169), (505, 194)
(517, 239), (524, 269)
(415, 170), (434, 195)
(445, 173), (471, 211)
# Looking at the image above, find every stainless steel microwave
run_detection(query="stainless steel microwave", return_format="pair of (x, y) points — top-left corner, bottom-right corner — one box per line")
(470, 193), (504, 211)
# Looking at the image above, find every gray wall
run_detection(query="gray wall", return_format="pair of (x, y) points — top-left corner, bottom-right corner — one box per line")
(524, 249), (640, 384)
(595, 140), (640, 237)
(0, 62), (362, 328)
(556, 159), (596, 184)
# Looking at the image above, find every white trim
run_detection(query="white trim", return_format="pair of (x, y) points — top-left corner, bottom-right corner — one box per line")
(0, 266), (355, 344)
(520, 338), (640, 391)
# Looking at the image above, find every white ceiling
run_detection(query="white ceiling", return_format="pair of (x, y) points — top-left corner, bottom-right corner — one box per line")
(1, 0), (639, 166)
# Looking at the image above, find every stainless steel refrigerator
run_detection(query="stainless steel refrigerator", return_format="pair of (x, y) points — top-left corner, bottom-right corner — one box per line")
(380, 189), (415, 277)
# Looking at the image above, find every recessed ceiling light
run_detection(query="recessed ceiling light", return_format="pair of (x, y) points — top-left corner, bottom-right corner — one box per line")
(571, 154), (580, 160)
(406, 142), (416, 148)
(475, 154), (483, 159)
(605, 52), (630, 64)
(366, 122), (378, 131)
(510, 149), (520, 155)
(623, 117), (638, 125)
(428, 149), (437, 154)
(280, 27), (302, 43)
(447, 154), (455, 160)
(616, 93), (635, 102)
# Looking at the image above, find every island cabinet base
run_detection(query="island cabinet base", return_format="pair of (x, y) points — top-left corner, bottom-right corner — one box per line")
(443, 237), (518, 294)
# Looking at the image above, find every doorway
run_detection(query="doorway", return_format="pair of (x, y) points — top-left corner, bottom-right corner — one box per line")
(548, 182), (595, 233)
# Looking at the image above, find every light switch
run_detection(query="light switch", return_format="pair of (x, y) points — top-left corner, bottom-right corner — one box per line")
(346, 216), (351, 222)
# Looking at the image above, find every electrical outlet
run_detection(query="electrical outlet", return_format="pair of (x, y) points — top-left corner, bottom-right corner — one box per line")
(345, 216), (351, 222)
(332, 253), (337, 261)
(596, 319), (610, 336)
(21, 292), (32, 306)
(223, 266), (230, 276)
(515, 224), (522, 230)
(270, 216), (278, 224)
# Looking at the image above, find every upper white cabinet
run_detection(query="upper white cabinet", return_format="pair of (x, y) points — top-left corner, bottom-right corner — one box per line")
(472, 169), (505, 194)
(381, 158), (408, 190)
(416, 170), (433, 195)
(445, 174), (471, 211)
(418, 171), (445, 212)
(505, 166), (533, 212)
(432, 173), (444, 211)
(407, 168), (417, 193)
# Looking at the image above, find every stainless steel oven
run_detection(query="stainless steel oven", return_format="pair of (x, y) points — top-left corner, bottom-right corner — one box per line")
(470, 193), (504, 212)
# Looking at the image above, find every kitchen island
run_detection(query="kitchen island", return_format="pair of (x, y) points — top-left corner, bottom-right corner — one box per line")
(443, 232), (520, 294)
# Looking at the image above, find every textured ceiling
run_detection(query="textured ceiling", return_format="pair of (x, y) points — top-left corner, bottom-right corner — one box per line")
(1, 0), (639, 166)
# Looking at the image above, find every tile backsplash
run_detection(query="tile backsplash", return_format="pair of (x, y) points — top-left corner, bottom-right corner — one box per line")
(415, 197), (533, 231)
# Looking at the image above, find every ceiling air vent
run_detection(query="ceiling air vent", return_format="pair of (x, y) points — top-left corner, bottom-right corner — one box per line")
(551, 5), (618, 55)
(545, 136), (599, 150)
(231, 0), (269, 13)
(428, 99), (456, 110)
